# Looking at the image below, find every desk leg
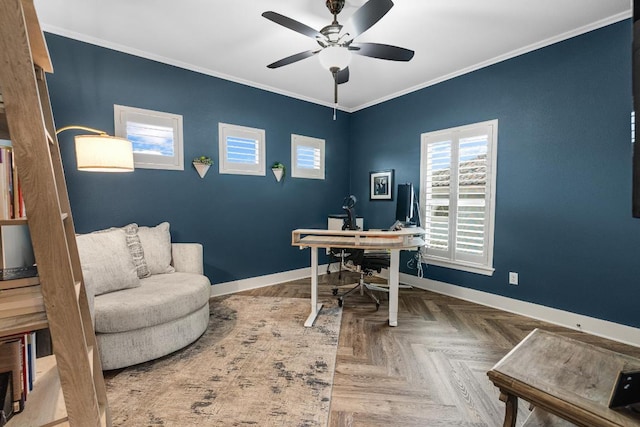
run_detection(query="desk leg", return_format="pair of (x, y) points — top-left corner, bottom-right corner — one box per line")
(498, 391), (518, 427)
(304, 247), (323, 327)
(388, 249), (400, 327)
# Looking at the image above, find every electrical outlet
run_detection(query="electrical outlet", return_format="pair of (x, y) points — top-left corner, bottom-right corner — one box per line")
(509, 272), (519, 285)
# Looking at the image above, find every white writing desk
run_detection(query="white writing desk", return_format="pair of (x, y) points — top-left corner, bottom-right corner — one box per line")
(291, 228), (426, 327)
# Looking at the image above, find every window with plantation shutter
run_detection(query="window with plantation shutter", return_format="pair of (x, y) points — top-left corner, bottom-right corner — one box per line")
(114, 105), (184, 170)
(291, 134), (325, 180)
(218, 123), (265, 176)
(420, 120), (497, 275)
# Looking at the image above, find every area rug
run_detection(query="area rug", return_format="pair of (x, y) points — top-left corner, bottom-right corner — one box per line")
(104, 295), (342, 426)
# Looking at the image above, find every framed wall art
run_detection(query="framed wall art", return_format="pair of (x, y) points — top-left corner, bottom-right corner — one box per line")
(370, 169), (394, 200)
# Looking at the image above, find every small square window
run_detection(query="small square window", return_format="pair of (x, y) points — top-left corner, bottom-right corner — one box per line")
(219, 123), (266, 176)
(291, 134), (325, 180)
(114, 105), (184, 170)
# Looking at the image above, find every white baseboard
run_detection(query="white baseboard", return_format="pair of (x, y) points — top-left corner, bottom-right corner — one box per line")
(210, 263), (340, 297)
(400, 273), (640, 348)
(210, 267), (310, 297)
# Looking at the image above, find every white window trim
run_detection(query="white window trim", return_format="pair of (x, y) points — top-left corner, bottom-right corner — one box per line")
(423, 257), (495, 276)
(291, 134), (325, 180)
(419, 119), (498, 276)
(218, 122), (266, 176)
(114, 104), (184, 170)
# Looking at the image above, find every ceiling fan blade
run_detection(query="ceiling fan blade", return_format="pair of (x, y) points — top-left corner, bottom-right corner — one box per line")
(262, 11), (323, 39)
(267, 50), (320, 69)
(336, 67), (350, 84)
(347, 0), (394, 39)
(350, 42), (414, 61)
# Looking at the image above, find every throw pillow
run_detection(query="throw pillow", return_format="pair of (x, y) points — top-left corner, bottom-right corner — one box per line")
(76, 228), (140, 296)
(137, 222), (175, 275)
(121, 223), (151, 279)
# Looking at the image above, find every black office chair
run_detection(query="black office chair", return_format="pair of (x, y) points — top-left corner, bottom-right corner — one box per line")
(329, 196), (391, 310)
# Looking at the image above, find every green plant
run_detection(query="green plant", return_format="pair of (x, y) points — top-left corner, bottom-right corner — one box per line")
(193, 156), (212, 165)
(271, 161), (285, 170)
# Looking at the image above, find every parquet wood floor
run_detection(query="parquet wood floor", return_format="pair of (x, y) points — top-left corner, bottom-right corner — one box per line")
(234, 273), (640, 426)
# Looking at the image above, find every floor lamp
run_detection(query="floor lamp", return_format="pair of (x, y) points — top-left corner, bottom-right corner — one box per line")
(55, 125), (134, 172)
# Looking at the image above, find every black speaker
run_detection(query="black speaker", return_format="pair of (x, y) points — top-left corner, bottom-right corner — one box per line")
(608, 370), (640, 409)
(633, 2), (640, 218)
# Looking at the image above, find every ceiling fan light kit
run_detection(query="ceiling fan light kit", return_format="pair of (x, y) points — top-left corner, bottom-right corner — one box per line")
(318, 46), (352, 71)
(262, 0), (414, 119)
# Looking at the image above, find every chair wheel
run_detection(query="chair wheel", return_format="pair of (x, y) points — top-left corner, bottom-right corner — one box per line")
(332, 288), (338, 295)
(338, 298), (343, 307)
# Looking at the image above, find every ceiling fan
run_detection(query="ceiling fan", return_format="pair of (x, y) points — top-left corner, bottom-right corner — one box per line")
(262, 0), (414, 108)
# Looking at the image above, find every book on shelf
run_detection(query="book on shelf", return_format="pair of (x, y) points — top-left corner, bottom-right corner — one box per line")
(0, 332), (37, 415)
(25, 333), (35, 392)
(19, 338), (26, 404)
(0, 266), (37, 282)
(0, 146), (25, 221)
(0, 371), (14, 425)
(0, 339), (23, 413)
(0, 149), (8, 221)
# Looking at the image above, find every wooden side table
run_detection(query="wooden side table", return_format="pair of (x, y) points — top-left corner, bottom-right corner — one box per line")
(487, 329), (640, 427)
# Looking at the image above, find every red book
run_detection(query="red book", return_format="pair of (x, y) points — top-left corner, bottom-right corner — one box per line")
(18, 185), (24, 218)
(20, 335), (28, 401)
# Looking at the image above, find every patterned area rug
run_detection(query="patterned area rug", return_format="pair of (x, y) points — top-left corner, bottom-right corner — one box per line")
(105, 295), (342, 426)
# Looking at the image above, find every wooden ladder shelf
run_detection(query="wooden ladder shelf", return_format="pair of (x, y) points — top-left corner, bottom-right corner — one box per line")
(0, 0), (110, 425)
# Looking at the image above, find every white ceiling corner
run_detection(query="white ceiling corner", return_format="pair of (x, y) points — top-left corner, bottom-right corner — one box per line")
(34, 0), (631, 112)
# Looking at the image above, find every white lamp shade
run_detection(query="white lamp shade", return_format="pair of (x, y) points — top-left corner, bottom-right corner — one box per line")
(74, 135), (134, 172)
(318, 46), (352, 71)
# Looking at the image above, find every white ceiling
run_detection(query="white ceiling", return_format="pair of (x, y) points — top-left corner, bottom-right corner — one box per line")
(34, 0), (631, 112)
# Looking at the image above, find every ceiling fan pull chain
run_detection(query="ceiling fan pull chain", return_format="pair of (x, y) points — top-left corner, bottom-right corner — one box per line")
(332, 69), (339, 120)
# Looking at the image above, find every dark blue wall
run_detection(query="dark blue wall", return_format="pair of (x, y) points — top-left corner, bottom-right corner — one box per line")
(46, 20), (640, 329)
(45, 34), (351, 284)
(349, 21), (640, 328)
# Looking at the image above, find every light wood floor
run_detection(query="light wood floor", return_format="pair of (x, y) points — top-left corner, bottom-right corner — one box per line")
(234, 272), (640, 427)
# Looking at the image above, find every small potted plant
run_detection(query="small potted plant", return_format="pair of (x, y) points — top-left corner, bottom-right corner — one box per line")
(193, 156), (212, 178)
(271, 161), (285, 182)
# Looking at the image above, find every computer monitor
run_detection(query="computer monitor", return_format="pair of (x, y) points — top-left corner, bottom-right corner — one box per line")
(396, 183), (418, 227)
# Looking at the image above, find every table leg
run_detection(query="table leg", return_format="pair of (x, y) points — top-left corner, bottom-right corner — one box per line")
(304, 246), (323, 327)
(498, 391), (518, 427)
(388, 249), (400, 327)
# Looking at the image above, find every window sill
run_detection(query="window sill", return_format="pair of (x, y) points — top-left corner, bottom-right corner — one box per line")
(424, 257), (495, 276)
(219, 167), (266, 176)
(291, 173), (325, 180)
